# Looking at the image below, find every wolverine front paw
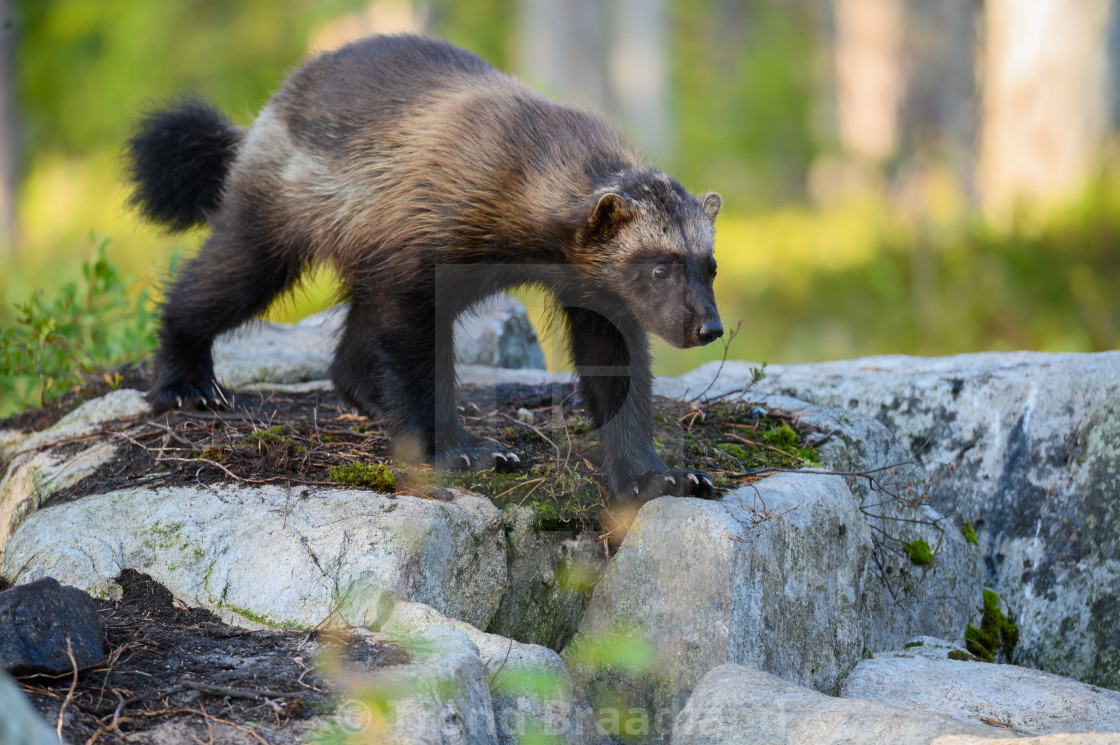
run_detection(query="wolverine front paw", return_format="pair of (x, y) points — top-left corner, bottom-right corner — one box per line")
(147, 380), (233, 413)
(433, 440), (521, 473)
(622, 469), (718, 501)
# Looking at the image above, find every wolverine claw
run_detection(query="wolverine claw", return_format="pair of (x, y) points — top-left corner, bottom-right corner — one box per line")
(688, 473), (699, 485)
(459, 454), (471, 469)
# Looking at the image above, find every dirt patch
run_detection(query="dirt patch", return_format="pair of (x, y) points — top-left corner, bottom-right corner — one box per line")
(15, 569), (406, 745)
(39, 379), (820, 532)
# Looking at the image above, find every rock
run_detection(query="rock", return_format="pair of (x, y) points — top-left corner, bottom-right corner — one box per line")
(0, 438), (120, 565)
(212, 309), (340, 388)
(670, 353), (1120, 689)
(2, 485), (507, 631)
(359, 626), (500, 744)
(841, 637), (1120, 735)
(670, 663), (1013, 745)
(0, 669), (61, 745)
(455, 295), (547, 370)
(0, 576), (104, 674)
(724, 393), (982, 654)
(212, 296), (545, 389)
(932, 735), (1120, 744)
(485, 506), (605, 651)
(0, 389), (151, 564)
(0, 388), (149, 462)
(567, 472), (875, 742)
(382, 601), (609, 745)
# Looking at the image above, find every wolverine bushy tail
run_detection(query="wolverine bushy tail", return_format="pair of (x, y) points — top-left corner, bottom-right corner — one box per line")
(124, 98), (241, 232)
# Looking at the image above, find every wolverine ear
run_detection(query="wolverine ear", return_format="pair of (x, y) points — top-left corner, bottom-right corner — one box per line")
(584, 192), (635, 241)
(701, 192), (722, 223)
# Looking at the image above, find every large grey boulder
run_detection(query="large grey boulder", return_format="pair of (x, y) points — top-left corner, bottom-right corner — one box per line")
(566, 472), (875, 742)
(454, 294), (547, 370)
(0, 389), (148, 561)
(722, 392), (982, 654)
(355, 626), (500, 744)
(2, 484), (506, 631)
(669, 663), (1013, 745)
(381, 601), (609, 745)
(670, 352), (1120, 689)
(841, 637), (1120, 736)
(932, 736), (1120, 744)
(213, 296), (545, 388)
(0, 669), (61, 745)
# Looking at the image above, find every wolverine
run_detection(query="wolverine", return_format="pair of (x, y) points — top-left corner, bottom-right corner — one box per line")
(127, 34), (724, 500)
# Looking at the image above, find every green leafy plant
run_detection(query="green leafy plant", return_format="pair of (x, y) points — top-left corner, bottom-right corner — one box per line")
(0, 235), (159, 413)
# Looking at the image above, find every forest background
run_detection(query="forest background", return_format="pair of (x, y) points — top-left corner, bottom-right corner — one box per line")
(2, 0), (1119, 415)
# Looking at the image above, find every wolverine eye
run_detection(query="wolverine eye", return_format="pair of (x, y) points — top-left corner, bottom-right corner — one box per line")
(652, 266), (669, 280)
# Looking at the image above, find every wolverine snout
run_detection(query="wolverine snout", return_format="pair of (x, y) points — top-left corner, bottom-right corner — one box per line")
(697, 320), (723, 345)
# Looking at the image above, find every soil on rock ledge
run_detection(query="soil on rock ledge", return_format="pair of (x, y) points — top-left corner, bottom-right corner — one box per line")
(16, 569), (407, 745)
(30, 377), (820, 534)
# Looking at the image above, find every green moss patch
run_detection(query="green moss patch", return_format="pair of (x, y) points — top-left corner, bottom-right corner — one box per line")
(906, 538), (933, 565)
(965, 588), (1020, 662)
(329, 463), (398, 491)
(961, 520), (979, 545)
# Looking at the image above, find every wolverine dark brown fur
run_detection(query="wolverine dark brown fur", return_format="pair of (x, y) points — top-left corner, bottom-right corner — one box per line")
(126, 35), (724, 499)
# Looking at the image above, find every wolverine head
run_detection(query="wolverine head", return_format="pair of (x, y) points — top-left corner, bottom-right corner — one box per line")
(579, 170), (723, 348)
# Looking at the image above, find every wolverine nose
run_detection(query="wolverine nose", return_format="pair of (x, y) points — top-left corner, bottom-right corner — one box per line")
(697, 321), (723, 345)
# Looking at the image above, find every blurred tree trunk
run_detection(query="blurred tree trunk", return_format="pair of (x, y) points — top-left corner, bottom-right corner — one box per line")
(833, 0), (905, 163)
(0, 0), (16, 254)
(518, 0), (609, 109)
(516, 0), (670, 160)
(897, 0), (978, 197)
(979, 0), (1112, 218)
(605, 0), (671, 160)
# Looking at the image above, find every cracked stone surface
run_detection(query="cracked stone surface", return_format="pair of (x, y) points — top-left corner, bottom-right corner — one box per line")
(566, 472), (876, 743)
(1, 484), (507, 631)
(841, 637), (1120, 736)
(670, 663), (1013, 745)
(668, 353), (1120, 689)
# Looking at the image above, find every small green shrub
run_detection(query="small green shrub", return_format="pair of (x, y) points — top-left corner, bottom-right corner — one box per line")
(0, 235), (159, 414)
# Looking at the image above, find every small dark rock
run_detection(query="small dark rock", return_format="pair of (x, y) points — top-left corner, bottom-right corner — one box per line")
(0, 577), (105, 674)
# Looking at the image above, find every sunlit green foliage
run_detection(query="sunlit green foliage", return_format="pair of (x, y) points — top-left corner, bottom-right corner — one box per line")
(0, 235), (158, 412)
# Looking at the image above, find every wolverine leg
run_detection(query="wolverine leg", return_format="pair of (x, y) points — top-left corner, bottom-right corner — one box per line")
(564, 303), (714, 499)
(374, 290), (517, 470)
(149, 208), (304, 412)
(329, 293), (385, 416)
